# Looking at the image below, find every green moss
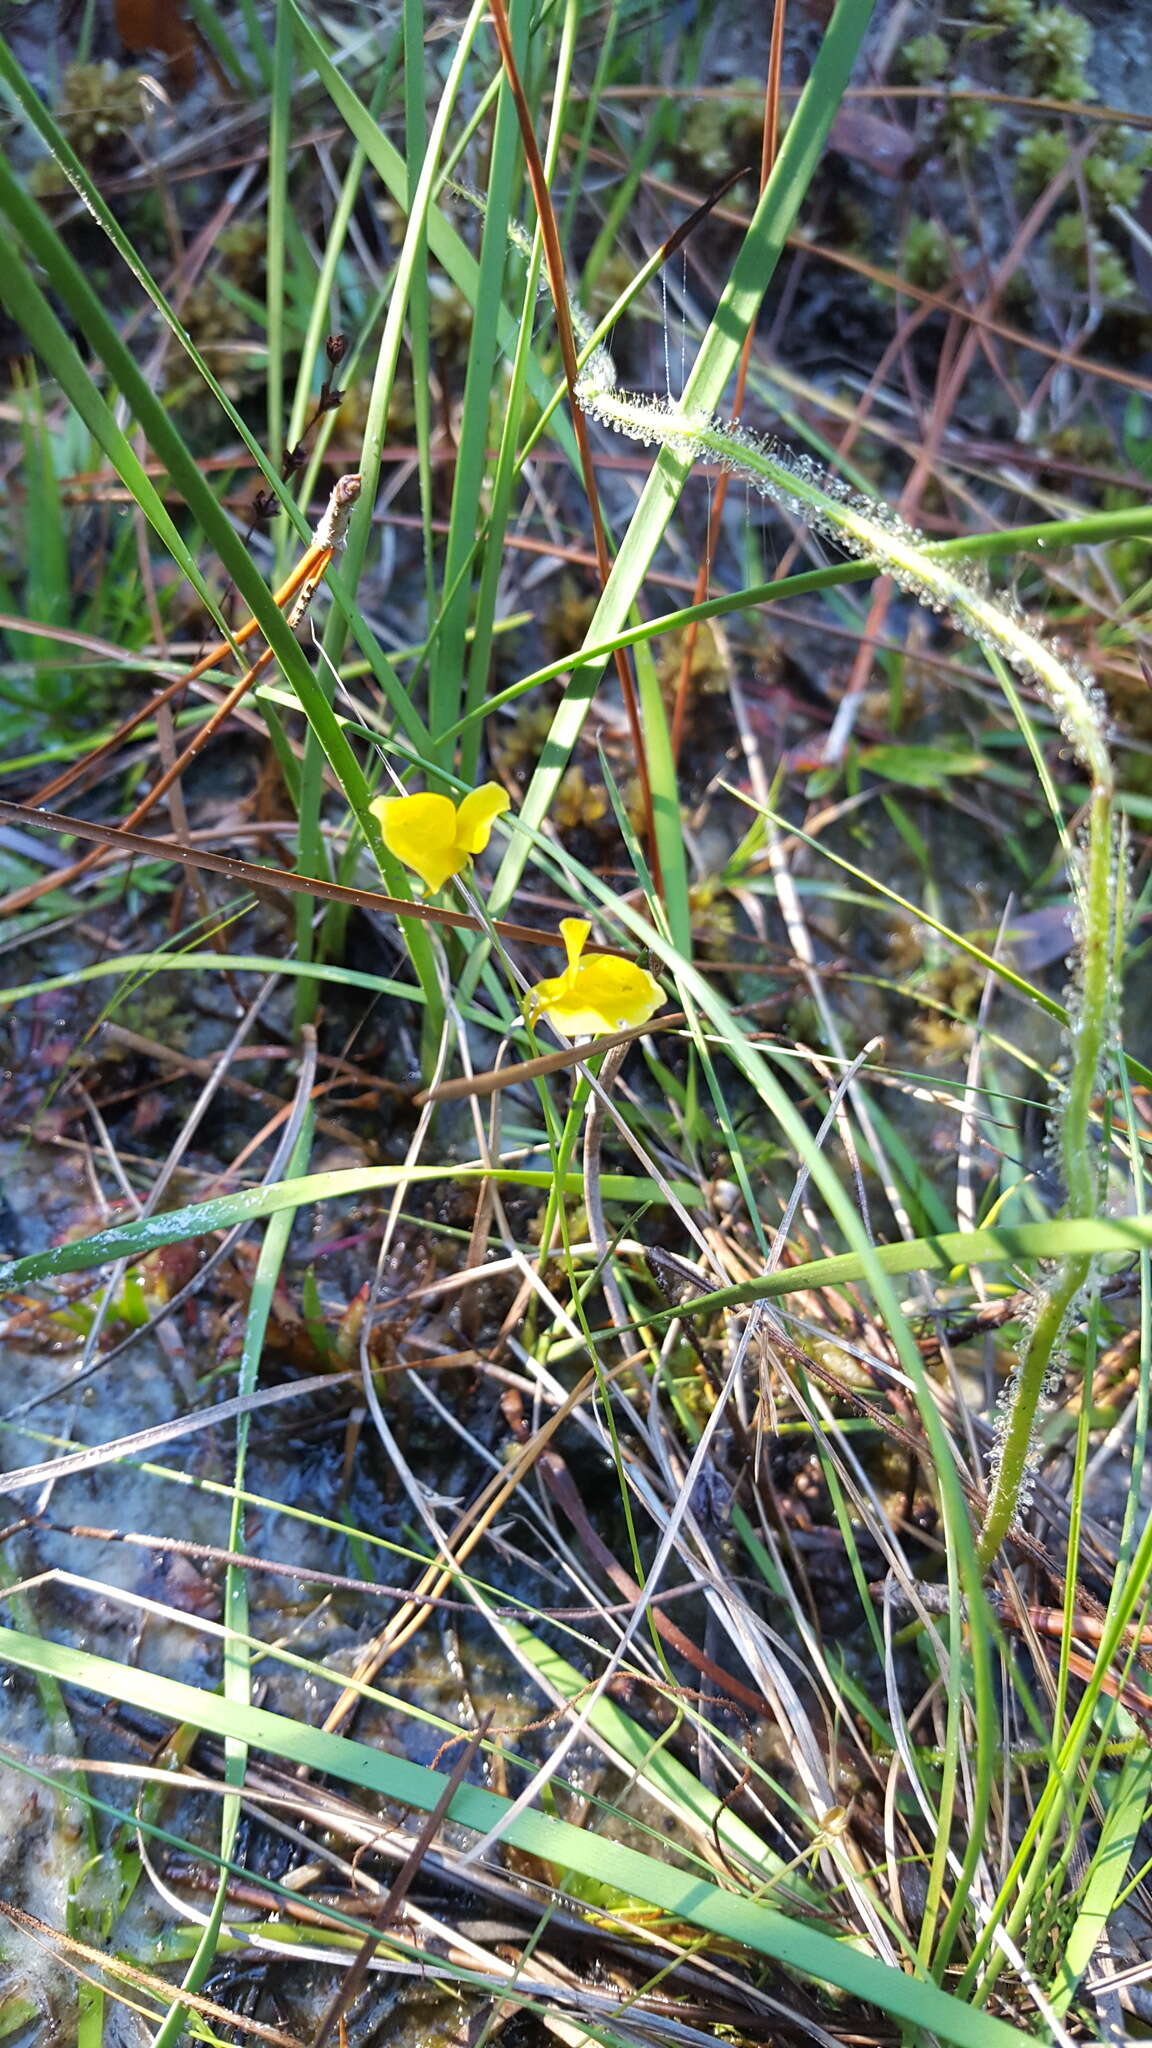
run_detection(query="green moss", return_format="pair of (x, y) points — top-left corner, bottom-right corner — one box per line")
(941, 92), (1002, 149)
(688, 879), (737, 958)
(165, 277), (250, 380)
(28, 155), (70, 200)
(1046, 65), (1095, 103)
(585, 248), (646, 321)
(1010, 5), (1094, 99)
(899, 32), (950, 83)
(1018, 122), (1146, 224)
(676, 98), (730, 181)
(1084, 151), (1146, 211)
(655, 621), (729, 707)
(1046, 418), (1116, 468)
(334, 372), (415, 443)
(675, 80), (762, 182)
(1015, 127), (1071, 195)
(973, 0), (1030, 25)
(217, 222), (268, 286)
(427, 274), (474, 363)
(550, 762), (609, 834)
(1048, 213), (1132, 299)
(55, 61), (145, 160)
(901, 216), (962, 290)
(1015, 6), (1093, 86)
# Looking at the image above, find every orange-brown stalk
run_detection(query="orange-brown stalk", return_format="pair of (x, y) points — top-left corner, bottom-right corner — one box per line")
(2, 476), (361, 920)
(483, 0), (663, 900)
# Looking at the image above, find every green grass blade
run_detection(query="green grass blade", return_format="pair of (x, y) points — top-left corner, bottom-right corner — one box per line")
(1, 1179), (1145, 1297)
(429, 0), (534, 755)
(484, 0), (880, 923)
(0, 1627), (1033, 2046)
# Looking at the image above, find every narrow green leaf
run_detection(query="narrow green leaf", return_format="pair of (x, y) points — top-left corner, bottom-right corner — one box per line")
(0, 1627), (1032, 2047)
(1, 1177), (1145, 1297)
(860, 744), (988, 789)
(484, 0), (880, 928)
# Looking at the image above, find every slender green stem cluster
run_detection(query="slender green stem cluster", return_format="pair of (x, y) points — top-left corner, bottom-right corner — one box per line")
(576, 355), (1119, 1565)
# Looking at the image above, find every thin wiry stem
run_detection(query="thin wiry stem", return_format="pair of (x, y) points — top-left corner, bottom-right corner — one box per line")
(575, 360), (1120, 1565)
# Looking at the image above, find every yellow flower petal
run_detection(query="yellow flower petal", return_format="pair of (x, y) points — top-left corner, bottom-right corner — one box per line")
(370, 791), (464, 892)
(454, 782), (509, 856)
(559, 917), (591, 976)
(370, 782), (512, 893)
(564, 957), (664, 1033)
(524, 970), (569, 1028)
(526, 925), (664, 1037)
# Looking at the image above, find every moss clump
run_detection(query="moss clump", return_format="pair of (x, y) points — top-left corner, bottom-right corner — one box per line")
(30, 59), (146, 192)
(655, 622), (729, 715)
(56, 60), (146, 159)
(901, 217), (963, 291)
(1048, 214), (1132, 300)
(1084, 146), (1148, 212)
(908, 958), (984, 1068)
(898, 33), (950, 83)
(1045, 417), (1116, 469)
(584, 248), (648, 323)
(973, 0), (1030, 26)
(675, 82), (761, 182)
(688, 879), (737, 958)
(550, 763), (610, 835)
(427, 275), (474, 363)
(217, 222), (267, 287)
(27, 155), (70, 199)
(167, 278), (251, 380)
(1015, 127), (1072, 195)
(940, 92), (1002, 150)
(492, 701), (554, 779)
(345, 352), (416, 440)
(334, 373), (415, 444)
(1015, 6), (1094, 98)
(543, 577), (599, 657)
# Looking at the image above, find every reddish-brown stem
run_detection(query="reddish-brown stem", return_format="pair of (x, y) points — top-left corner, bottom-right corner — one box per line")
(2, 479), (364, 919)
(1, 582), (317, 918)
(484, 0), (663, 902)
(0, 796), (614, 952)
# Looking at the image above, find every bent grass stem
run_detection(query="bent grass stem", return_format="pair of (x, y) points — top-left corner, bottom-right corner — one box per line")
(576, 366), (1120, 1565)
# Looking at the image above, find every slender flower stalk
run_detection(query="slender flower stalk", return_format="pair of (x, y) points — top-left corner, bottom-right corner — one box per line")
(575, 353), (1119, 1564)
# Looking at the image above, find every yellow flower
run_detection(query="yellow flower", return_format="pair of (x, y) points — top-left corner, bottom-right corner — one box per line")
(369, 782), (509, 893)
(526, 918), (665, 1036)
